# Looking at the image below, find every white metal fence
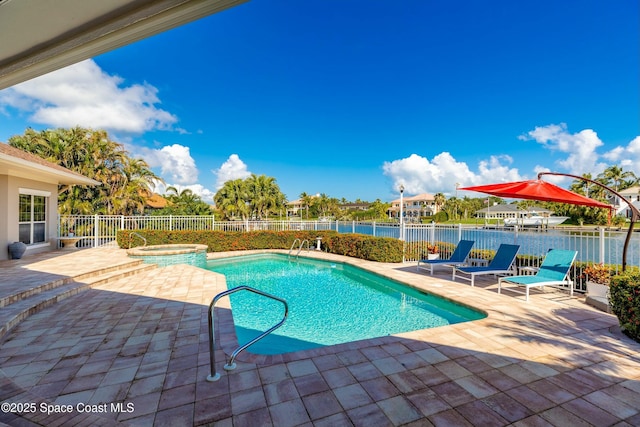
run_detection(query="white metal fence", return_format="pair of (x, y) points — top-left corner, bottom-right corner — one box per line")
(59, 215), (640, 273)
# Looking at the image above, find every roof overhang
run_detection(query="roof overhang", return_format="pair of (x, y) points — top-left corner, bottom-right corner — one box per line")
(0, 152), (100, 186)
(0, 0), (248, 90)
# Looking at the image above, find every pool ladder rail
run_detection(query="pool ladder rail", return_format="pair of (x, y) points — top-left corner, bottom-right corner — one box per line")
(207, 285), (288, 382)
(128, 231), (147, 249)
(288, 238), (310, 259)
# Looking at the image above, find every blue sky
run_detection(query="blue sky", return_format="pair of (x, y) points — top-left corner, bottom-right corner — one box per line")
(0, 0), (638, 203)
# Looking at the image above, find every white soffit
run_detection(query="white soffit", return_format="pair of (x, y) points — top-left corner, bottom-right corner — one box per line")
(0, 0), (248, 90)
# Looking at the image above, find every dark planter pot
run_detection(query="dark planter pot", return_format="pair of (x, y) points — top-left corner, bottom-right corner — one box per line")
(8, 241), (27, 259)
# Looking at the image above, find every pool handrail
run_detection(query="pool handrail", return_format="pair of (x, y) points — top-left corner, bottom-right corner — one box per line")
(128, 231), (147, 249)
(207, 285), (288, 382)
(288, 238), (310, 259)
(288, 238), (301, 258)
(296, 239), (310, 258)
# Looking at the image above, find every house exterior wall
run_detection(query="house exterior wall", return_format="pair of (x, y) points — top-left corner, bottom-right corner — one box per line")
(1, 174), (57, 260)
(0, 175), (8, 259)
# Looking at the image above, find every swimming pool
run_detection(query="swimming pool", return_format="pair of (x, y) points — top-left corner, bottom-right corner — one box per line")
(207, 254), (485, 355)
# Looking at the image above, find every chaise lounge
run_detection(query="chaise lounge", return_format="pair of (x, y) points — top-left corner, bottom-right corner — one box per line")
(417, 240), (475, 275)
(498, 249), (577, 301)
(452, 243), (520, 287)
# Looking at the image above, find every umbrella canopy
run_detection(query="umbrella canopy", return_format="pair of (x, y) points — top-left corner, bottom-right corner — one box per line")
(459, 180), (611, 209)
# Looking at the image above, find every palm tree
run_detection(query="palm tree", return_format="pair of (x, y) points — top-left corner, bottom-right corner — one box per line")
(433, 193), (446, 214)
(299, 192), (314, 219)
(316, 193), (332, 218)
(214, 179), (249, 220)
(245, 174), (285, 220)
(597, 166), (637, 208)
(598, 166), (637, 193)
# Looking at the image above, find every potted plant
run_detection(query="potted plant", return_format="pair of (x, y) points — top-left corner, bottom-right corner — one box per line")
(426, 244), (439, 260)
(583, 263), (611, 306)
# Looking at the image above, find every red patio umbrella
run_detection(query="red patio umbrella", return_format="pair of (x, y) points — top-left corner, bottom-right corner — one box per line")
(459, 179), (611, 209)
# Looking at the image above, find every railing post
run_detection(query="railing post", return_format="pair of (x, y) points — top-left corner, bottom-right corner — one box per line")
(372, 221), (376, 237)
(94, 214), (99, 248)
(169, 215), (173, 231)
(352, 220), (355, 233)
(457, 223), (462, 242)
(429, 221), (435, 245)
(599, 228), (605, 264)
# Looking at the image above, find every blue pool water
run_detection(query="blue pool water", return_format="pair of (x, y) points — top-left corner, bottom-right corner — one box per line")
(207, 254), (485, 355)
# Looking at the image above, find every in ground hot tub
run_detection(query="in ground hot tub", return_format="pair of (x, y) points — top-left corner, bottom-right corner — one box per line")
(127, 244), (208, 267)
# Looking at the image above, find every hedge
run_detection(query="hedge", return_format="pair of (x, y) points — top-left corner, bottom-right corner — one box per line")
(117, 230), (404, 263)
(609, 270), (640, 343)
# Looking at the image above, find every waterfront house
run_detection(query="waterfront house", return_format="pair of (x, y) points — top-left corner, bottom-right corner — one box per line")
(475, 204), (554, 221)
(388, 193), (437, 222)
(618, 185), (640, 218)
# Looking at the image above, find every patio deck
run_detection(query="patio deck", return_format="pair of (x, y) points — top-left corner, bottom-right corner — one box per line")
(0, 246), (639, 426)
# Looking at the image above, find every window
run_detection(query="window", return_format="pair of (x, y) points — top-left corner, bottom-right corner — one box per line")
(18, 189), (49, 244)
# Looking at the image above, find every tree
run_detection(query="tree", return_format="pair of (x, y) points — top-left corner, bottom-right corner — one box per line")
(315, 193), (332, 218)
(154, 186), (213, 216)
(245, 174), (285, 220)
(9, 127), (161, 215)
(433, 193), (446, 214)
(367, 199), (391, 219)
(213, 174), (286, 220)
(299, 192), (314, 219)
(214, 179), (249, 220)
(598, 165), (636, 193)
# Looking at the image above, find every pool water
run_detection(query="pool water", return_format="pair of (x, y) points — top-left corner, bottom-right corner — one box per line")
(207, 254), (485, 355)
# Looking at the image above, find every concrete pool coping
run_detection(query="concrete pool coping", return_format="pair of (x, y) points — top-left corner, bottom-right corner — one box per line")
(1, 246), (639, 426)
(127, 244), (208, 257)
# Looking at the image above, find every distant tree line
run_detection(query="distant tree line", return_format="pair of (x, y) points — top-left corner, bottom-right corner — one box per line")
(9, 127), (637, 225)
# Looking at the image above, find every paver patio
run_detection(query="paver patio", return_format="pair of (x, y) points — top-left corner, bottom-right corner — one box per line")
(0, 246), (639, 426)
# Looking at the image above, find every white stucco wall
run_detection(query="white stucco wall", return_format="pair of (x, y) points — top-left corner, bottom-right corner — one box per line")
(1, 174), (58, 260)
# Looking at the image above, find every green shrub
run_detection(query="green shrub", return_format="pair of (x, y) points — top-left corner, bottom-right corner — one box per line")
(117, 230), (403, 262)
(609, 270), (640, 343)
(433, 211), (448, 223)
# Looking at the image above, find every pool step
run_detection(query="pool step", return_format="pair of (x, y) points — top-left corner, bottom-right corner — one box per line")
(0, 262), (156, 340)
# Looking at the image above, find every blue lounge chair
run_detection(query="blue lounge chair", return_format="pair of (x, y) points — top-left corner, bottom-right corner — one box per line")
(417, 240), (475, 275)
(498, 249), (577, 301)
(453, 244), (520, 287)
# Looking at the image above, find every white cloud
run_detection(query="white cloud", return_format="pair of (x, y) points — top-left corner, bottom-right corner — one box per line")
(213, 154), (252, 189)
(0, 59), (178, 134)
(382, 152), (522, 196)
(603, 136), (640, 172)
(520, 123), (608, 176)
(138, 144), (198, 185)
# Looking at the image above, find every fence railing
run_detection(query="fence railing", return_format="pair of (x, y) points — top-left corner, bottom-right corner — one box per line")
(58, 215), (639, 273)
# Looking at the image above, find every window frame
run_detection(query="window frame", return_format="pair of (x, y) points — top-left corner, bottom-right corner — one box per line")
(18, 188), (50, 245)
